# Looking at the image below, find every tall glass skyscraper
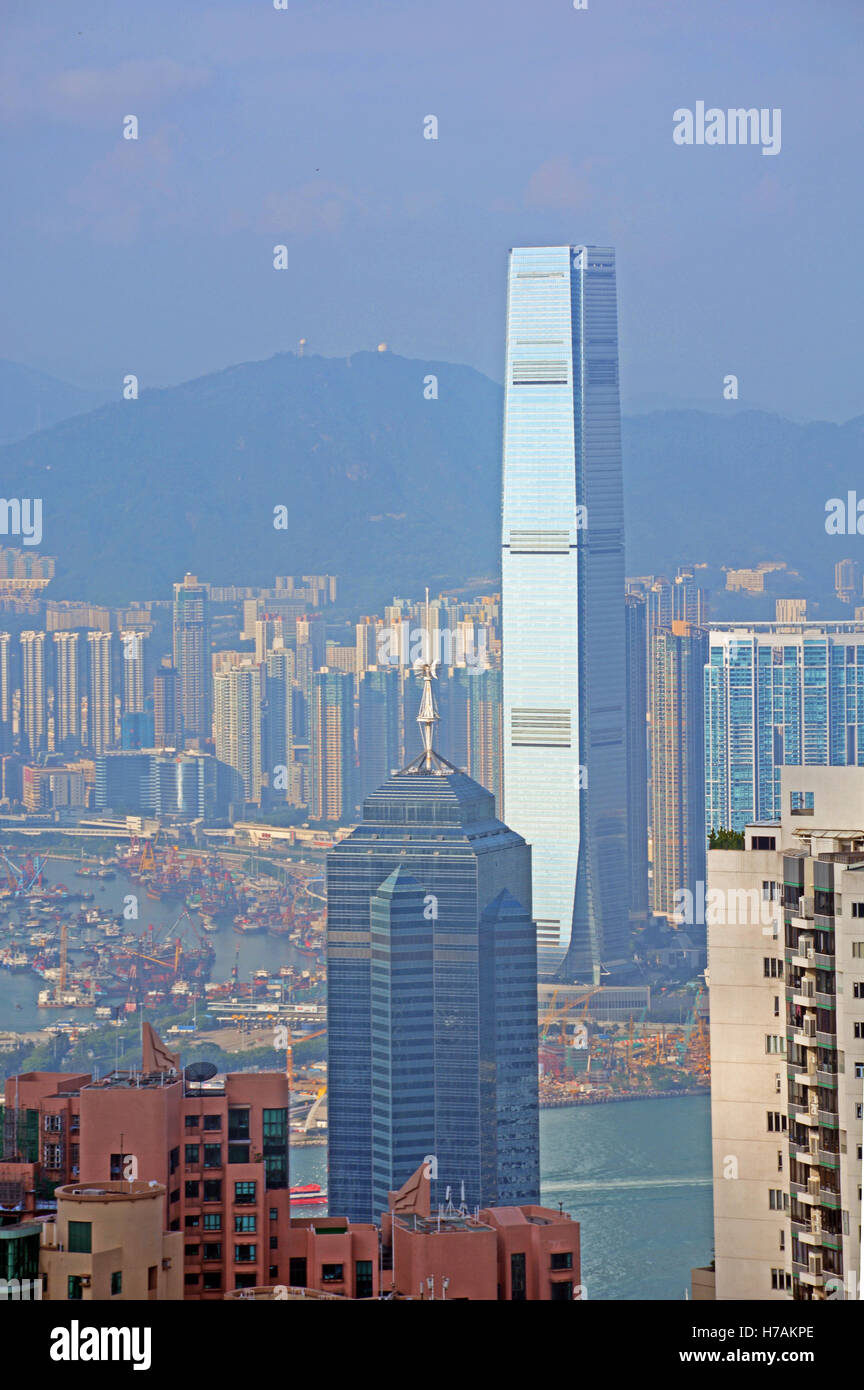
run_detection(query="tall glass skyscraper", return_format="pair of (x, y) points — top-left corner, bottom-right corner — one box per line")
(173, 573), (211, 745)
(327, 675), (540, 1223)
(705, 621), (864, 835)
(501, 245), (628, 981)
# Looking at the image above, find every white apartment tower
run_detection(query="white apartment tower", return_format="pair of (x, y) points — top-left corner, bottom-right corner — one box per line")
(708, 765), (864, 1300)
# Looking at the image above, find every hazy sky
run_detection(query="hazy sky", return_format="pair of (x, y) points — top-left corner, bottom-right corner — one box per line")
(2, 0), (862, 419)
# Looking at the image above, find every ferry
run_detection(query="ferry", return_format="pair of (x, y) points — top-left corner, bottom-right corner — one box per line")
(289, 1183), (327, 1207)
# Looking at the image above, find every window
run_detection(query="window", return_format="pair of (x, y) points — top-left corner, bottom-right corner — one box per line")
(764, 958), (783, 979)
(184, 1273), (199, 1287)
(67, 1275), (83, 1301)
(289, 1257), (307, 1287)
(857, 1104), (863, 1120)
(854, 983), (864, 998)
(185, 1145), (200, 1165)
(356, 1259), (374, 1299)
(203, 1243), (222, 1261)
(510, 1252), (526, 1301)
(550, 1281), (573, 1301)
(203, 1180), (222, 1202)
(767, 1112), (787, 1132)
(234, 1244), (256, 1263)
(855, 1023), (864, 1039)
(269, 1265), (279, 1280)
(778, 1150), (783, 1172)
(203, 1114), (222, 1131)
(771, 1269), (792, 1291)
(169, 1188), (180, 1205)
(228, 1108), (250, 1141)
(852, 904), (864, 919)
(766, 1035), (785, 1055)
(269, 1208), (278, 1222)
(185, 1244), (199, 1257)
(853, 942), (864, 958)
(235, 1214), (256, 1233)
(203, 1144), (222, 1169)
(185, 1216), (200, 1230)
(204, 1213), (222, 1231)
(203, 1272), (221, 1292)
(262, 1109), (288, 1190)
(234, 1273), (256, 1289)
(753, 836), (776, 850)
(228, 1144), (250, 1165)
(147, 1267), (157, 1292)
(321, 1263), (344, 1283)
(185, 1181), (199, 1200)
(169, 1146), (180, 1175)
(855, 1063), (864, 1079)
(774, 995), (780, 1016)
(775, 1073), (782, 1094)
(769, 1189), (789, 1211)
(110, 1271), (122, 1296)
(550, 1251), (573, 1271)
(234, 1181), (256, 1205)
(185, 1115), (199, 1129)
(779, 1232), (785, 1251)
(68, 1221), (92, 1253)
(270, 1236), (278, 1250)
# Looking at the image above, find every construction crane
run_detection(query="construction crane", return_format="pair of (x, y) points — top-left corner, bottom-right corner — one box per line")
(284, 1027), (327, 1092)
(2, 849), (49, 896)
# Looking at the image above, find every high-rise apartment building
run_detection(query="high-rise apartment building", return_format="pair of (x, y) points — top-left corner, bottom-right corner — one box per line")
(264, 643), (295, 802)
(52, 631), (81, 749)
(706, 622), (864, 837)
(19, 630), (47, 756)
(86, 630), (114, 754)
(357, 666), (401, 802)
(650, 621), (708, 918)
(624, 593), (649, 918)
(309, 669), (355, 822)
(2, 1029), (292, 1300)
(835, 559), (860, 605)
(173, 573), (211, 744)
(0, 632), (11, 753)
(153, 660), (181, 748)
(501, 245), (628, 981)
(327, 672), (540, 1222)
(214, 662), (263, 804)
(708, 766), (864, 1301)
(121, 629), (145, 715)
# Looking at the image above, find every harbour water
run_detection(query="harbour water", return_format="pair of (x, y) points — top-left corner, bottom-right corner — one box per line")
(0, 867), (318, 1031)
(290, 1094), (713, 1301)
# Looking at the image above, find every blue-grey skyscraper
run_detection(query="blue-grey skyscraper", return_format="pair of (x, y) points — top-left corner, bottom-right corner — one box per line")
(327, 669), (540, 1223)
(706, 621), (864, 836)
(501, 245), (628, 981)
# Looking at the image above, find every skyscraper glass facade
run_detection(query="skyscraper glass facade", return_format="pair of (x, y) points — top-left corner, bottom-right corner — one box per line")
(706, 623), (864, 835)
(501, 245), (627, 980)
(327, 762), (539, 1223)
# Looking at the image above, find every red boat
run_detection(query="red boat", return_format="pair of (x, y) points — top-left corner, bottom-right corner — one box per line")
(290, 1183), (327, 1207)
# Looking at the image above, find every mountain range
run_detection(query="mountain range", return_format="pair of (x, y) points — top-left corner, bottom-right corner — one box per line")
(0, 353), (860, 608)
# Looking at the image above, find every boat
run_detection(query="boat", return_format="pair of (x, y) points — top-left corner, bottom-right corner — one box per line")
(289, 1183), (327, 1207)
(232, 918), (265, 936)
